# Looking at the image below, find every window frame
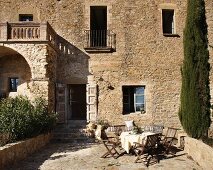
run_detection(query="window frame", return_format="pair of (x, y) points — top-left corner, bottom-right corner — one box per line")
(134, 87), (145, 112)
(162, 9), (175, 34)
(160, 7), (179, 37)
(19, 14), (33, 22)
(9, 77), (19, 92)
(122, 86), (146, 115)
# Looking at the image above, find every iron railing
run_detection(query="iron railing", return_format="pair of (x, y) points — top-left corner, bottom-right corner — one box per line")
(84, 30), (116, 51)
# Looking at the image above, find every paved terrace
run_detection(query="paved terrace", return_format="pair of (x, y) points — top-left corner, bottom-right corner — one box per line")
(6, 141), (202, 170)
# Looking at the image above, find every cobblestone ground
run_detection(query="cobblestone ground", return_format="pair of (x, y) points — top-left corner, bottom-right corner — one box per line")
(6, 142), (203, 170)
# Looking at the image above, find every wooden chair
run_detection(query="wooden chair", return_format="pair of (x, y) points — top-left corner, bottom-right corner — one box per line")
(132, 134), (160, 166)
(99, 126), (124, 159)
(143, 125), (164, 133)
(159, 127), (179, 155)
(102, 124), (135, 159)
(100, 136), (121, 159)
(105, 125), (129, 136)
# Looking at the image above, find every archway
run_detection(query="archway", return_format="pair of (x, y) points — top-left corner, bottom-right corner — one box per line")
(0, 46), (32, 98)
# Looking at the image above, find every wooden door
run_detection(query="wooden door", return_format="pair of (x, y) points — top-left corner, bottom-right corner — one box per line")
(68, 84), (86, 120)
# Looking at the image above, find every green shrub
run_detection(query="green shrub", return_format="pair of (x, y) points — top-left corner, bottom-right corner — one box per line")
(0, 96), (57, 144)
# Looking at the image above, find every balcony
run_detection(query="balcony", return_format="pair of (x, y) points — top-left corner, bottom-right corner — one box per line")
(0, 22), (58, 50)
(84, 30), (116, 53)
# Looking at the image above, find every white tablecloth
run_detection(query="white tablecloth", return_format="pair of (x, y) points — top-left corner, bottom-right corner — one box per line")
(120, 131), (155, 153)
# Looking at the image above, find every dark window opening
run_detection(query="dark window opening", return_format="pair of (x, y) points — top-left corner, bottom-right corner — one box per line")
(19, 14), (33, 21)
(122, 86), (145, 114)
(0, 92), (6, 100)
(90, 6), (107, 47)
(162, 9), (174, 34)
(9, 78), (18, 92)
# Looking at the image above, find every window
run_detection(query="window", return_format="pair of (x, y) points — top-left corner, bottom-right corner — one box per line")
(0, 92), (6, 100)
(162, 9), (175, 34)
(9, 78), (18, 92)
(90, 6), (107, 47)
(123, 86), (145, 114)
(19, 14), (33, 21)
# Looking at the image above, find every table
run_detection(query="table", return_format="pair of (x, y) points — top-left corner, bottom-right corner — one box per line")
(120, 131), (155, 153)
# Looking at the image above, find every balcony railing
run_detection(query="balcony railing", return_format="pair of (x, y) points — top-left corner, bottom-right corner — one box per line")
(0, 22), (58, 50)
(84, 30), (116, 52)
(0, 23), (117, 54)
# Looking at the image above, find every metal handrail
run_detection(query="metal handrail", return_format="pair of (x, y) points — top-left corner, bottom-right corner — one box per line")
(84, 30), (116, 49)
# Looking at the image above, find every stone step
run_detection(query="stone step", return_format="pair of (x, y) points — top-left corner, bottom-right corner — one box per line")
(52, 137), (96, 143)
(54, 120), (87, 130)
(52, 131), (95, 143)
(52, 120), (93, 143)
(67, 120), (87, 128)
(53, 127), (86, 133)
(53, 131), (91, 138)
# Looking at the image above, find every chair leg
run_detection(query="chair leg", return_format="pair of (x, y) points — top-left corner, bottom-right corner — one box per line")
(134, 149), (142, 163)
(134, 155), (141, 163)
(145, 148), (160, 167)
(146, 155), (152, 167)
(135, 152), (149, 163)
(101, 145), (120, 159)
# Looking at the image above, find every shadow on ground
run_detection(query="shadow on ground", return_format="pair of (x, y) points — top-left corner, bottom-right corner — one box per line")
(5, 140), (97, 170)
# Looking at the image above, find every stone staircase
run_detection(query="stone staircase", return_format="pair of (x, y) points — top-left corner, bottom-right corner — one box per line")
(52, 120), (95, 143)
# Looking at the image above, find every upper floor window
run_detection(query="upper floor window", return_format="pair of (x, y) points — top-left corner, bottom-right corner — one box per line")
(90, 6), (107, 47)
(19, 14), (33, 21)
(123, 86), (145, 114)
(84, 5), (116, 53)
(9, 77), (18, 92)
(162, 9), (175, 35)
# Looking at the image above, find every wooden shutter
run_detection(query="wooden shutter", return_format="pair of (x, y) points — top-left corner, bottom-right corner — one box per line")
(56, 83), (66, 123)
(86, 84), (97, 122)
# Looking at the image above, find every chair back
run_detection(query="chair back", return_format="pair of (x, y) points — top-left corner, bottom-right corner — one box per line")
(165, 127), (178, 138)
(143, 125), (164, 133)
(144, 125), (154, 132)
(145, 134), (160, 149)
(106, 125), (128, 135)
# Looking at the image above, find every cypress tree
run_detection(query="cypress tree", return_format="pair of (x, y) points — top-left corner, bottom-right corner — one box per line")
(179, 0), (211, 139)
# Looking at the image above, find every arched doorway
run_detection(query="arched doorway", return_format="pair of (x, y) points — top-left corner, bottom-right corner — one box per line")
(0, 46), (32, 99)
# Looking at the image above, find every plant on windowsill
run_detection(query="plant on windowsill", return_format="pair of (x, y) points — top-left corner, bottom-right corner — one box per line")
(140, 108), (145, 114)
(131, 126), (139, 134)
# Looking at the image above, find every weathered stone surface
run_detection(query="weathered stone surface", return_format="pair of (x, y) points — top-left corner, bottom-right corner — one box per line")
(7, 142), (203, 170)
(185, 137), (213, 170)
(0, 133), (52, 169)
(0, 0), (212, 128)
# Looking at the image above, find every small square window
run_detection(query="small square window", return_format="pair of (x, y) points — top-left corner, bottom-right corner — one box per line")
(162, 9), (175, 34)
(9, 78), (19, 92)
(122, 86), (145, 114)
(19, 14), (33, 21)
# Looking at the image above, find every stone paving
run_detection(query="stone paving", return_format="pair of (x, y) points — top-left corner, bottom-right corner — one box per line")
(6, 141), (203, 170)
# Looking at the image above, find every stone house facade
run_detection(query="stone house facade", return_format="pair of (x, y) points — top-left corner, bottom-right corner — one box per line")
(0, 0), (212, 128)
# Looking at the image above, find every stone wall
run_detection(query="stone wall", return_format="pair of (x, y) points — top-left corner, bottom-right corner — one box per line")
(206, 0), (213, 132)
(0, 54), (31, 97)
(47, 46), (57, 111)
(0, 43), (58, 111)
(184, 137), (213, 170)
(0, 133), (52, 170)
(0, 0), (212, 126)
